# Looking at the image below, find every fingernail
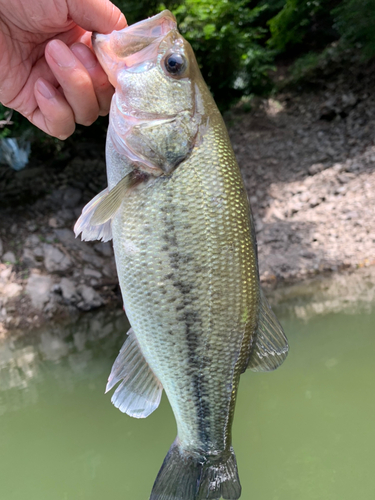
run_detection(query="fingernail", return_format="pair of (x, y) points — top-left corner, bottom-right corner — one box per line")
(36, 79), (56, 99)
(48, 39), (76, 68)
(71, 44), (98, 70)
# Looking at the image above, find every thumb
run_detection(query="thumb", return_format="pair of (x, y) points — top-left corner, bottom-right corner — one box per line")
(67, 0), (127, 34)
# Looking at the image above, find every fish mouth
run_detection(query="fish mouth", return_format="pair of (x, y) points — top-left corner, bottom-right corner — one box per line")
(92, 10), (178, 85)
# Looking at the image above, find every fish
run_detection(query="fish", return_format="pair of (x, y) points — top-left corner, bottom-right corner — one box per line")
(74, 10), (288, 500)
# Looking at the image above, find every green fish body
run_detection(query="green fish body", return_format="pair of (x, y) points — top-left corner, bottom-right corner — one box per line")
(75, 10), (288, 500)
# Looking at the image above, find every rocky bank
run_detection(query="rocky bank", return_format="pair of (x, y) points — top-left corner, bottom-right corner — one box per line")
(1, 49), (374, 336)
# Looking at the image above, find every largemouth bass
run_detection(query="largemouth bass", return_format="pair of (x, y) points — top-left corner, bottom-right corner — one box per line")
(75, 10), (288, 500)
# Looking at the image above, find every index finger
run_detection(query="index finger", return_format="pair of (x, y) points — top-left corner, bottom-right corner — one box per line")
(67, 0), (127, 34)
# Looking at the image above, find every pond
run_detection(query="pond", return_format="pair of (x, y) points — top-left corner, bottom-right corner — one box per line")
(0, 289), (374, 500)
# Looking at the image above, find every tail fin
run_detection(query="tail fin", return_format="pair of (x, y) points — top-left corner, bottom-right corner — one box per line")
(150, 440), (241, 500)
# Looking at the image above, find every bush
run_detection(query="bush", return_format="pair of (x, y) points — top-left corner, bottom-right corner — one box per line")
(112, 0), (163, 25)
(116, 0), (275, 110)
(0, 104), (32, 140)
(173, 0), (276, 109)
(268, 0), (340, 53)
(332, 0), (375, 59)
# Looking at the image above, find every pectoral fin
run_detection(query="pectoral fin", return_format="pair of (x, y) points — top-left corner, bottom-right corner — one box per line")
(74, 188), (113, 242)
(90, 173), (135, 226)
(246, 289), (289, 372)
(106, 328), (163, 418)
(74, 174), (135, 242)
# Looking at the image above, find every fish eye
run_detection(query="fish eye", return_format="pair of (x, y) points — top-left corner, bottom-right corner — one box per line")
(164, 53), (186, 75)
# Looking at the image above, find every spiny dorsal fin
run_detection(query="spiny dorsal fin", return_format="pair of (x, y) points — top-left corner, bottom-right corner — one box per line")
(91, 173), (136, 226)
(247, 289), (289, 372)
(74, 188), (113, 242)
(106, 328), (163, 418)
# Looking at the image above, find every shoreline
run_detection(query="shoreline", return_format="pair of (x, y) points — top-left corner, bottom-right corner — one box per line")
(1, 56), (375, 337)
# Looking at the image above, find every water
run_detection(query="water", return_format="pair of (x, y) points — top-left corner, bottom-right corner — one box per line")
(0, 303), (374, 500)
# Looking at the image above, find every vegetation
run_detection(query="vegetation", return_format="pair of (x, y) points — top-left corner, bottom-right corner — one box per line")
(1, 0), (375, 141)
(114, 0), (375, 104)
(333, 0), (375, 59)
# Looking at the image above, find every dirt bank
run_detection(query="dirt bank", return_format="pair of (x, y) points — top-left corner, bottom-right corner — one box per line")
(1, 50), (374, 336)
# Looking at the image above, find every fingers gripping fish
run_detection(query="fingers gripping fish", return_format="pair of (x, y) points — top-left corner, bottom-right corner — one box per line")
(74, 10), (288, 500)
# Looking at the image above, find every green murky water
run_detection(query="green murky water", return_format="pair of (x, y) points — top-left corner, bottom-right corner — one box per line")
(1, 301), (374, 500)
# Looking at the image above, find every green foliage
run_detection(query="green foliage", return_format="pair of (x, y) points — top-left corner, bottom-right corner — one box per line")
(332, 0), (375, 59)
(2, 0), (374, 152)
(287, 50), (321, 79)
(268, 0), (322, 51)
(0, 104), (37, 142)
(0, 106), (11, 139)
(114, 0), (275, 110)
(112, 0), (163, 25)
(268, 0), (340, 53)
(172, 1), (275, 109)
(278, 42), (346, 86)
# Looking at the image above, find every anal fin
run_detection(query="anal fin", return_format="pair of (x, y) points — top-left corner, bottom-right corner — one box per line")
(246, 289), (289, 372)
(106, 328), (163, 418)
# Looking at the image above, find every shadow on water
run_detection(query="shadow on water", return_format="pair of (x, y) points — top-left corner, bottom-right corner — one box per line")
(1, 284), (375, 500)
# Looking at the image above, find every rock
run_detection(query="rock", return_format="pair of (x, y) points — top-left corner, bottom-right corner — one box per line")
(80, 249), (104, 268)
(63, 187), (82, 208)
(48, 217), (59, 228)
(33, 246), (44, 262)
(54, 230), (106, 268)
(26, 222), (37, 232)
(93, 242), (113, 257)
(308, 163), (325, 175)
(10, 223), (17, 235)
(26, 273), (53, 309)
(83, 267), (102, 278)
(21, 248), (38, 267)
(76, 285), (103, 311)
(2, 283), (22, 299)
(59, 277), (78, 302)
(47, 189), (65, 207)
(309, 197), (323, 208)
(56, 208), (75, 223)
(300, 250), (316, 259)
(0, 267), (12, 281)
(102, 262), (117, 278)
(43, 297), (59, 317)
(2, 251), (16, 264)
(25, 234), (40, 248)
(0, 238), (3, 257)
(54, 228), (87, 251)
(74, 206), (84, 219)
(43, 244), (72, 273)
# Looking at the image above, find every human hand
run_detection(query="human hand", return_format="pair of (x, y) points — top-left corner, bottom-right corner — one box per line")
(0, 0), (127, 139)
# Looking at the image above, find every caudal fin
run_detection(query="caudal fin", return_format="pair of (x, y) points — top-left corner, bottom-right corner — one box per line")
(150, 440), (241, 500)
